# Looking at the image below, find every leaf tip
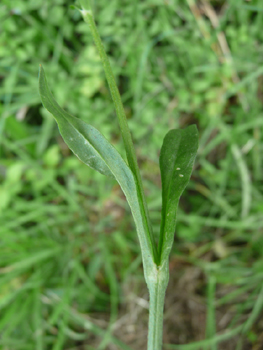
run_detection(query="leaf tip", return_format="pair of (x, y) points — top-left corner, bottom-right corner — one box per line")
(38, 64), (44, 80)
(190, 123), (199, 134)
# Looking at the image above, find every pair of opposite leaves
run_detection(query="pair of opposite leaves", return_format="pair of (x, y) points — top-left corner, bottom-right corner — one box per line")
(39, 66), (198, 266)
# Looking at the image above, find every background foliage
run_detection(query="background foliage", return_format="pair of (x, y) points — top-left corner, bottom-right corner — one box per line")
(1, 0), (263, 349)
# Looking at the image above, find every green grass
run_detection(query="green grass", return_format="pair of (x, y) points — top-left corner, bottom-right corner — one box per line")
(1, 0), (263, 349)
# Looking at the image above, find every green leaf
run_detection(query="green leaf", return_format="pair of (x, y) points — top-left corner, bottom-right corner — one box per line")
(158, 125), (198, 265)
(39, 65), (114, 178)
(38, 65), (156, 276)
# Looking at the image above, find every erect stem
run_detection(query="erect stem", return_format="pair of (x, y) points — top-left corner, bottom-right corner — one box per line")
(79, 4), (169, 349)
(80, 4), (158, 263)
(147, 261), (169, 350)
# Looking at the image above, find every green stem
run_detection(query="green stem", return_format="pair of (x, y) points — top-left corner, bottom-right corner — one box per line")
(79, 5), (169, 349)
(80, 5), (158, 263)
(147, 261), (169, 350)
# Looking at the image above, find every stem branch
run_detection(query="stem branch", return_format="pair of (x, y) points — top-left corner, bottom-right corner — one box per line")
(80, 5), (158, 263)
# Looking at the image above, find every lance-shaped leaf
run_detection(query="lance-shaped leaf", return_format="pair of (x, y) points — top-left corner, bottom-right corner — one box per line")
(38, 65), (156, 276)
(39, 65), (113, 178)
(158, 125), (198, 265)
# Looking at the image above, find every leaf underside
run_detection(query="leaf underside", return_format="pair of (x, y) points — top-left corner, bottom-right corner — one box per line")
(38, 65), (157, 269)
(39, 65), (115, 178)
(158, 125), (198, 265)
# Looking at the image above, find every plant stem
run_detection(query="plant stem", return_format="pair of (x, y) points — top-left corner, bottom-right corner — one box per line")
(79, 4), (170, 349)
(147, 261), (169, 350)
(80, 5), (158, 263)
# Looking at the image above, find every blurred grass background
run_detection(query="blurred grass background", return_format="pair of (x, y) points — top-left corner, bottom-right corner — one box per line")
(1, 0), (263, 349)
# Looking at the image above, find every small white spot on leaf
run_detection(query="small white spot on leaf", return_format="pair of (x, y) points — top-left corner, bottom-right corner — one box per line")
(179, 174), (184, 177)
(176, 168), (180, 170)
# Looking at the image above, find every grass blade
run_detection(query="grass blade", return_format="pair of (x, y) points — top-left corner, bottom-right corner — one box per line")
(165, 325), (243, 350)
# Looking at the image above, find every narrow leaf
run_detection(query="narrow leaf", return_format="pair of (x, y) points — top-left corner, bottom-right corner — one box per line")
(38, 65), (156, 275)
(79, 8), (158, 263)
(158, 125), (198, 265)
